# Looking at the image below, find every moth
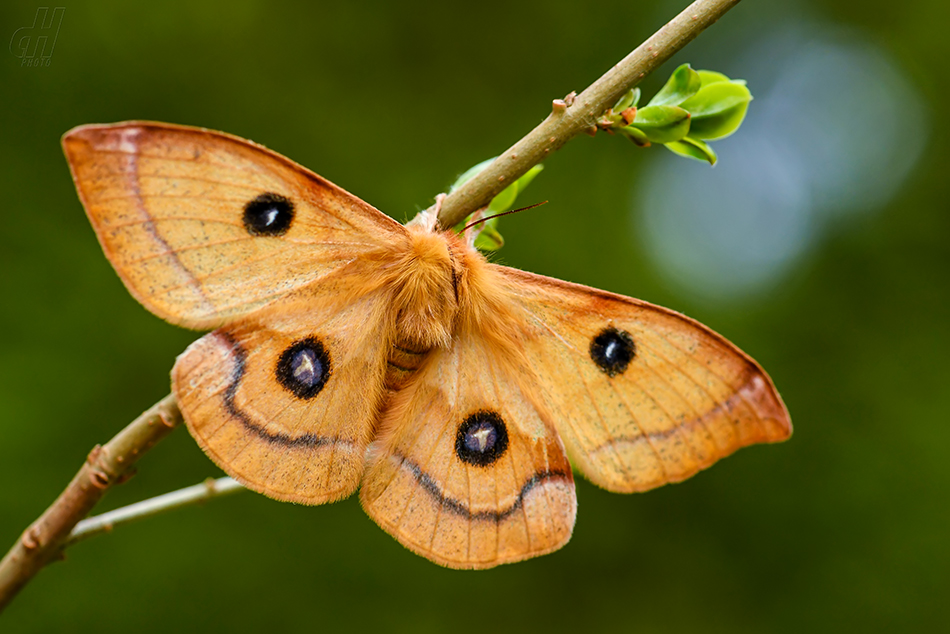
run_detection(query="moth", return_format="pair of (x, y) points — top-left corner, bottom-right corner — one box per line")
(63, 121), (791, 569)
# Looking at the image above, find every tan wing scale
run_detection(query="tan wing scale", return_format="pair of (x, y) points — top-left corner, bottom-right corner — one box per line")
(360, 329), (576, 569)
(496, 267), (791, 493)
(63, 121), (405, 329)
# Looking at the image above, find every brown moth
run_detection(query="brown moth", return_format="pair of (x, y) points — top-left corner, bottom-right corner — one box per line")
(63, 121), (791, 569)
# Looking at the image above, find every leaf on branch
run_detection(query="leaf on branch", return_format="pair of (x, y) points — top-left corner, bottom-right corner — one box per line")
(647, 63), (702, 107)
(626, 105), (692, 144)
(665, 136), (718, 165)
(678, 78), (752, 140)
(612, 88), (642, 112)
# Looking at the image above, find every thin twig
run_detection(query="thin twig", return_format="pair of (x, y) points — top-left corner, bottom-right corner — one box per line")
(434, 0), (742, 228)
(67, 477), (244, 546)
(0, 0), (743, 612)
(0, 394), (181, 611)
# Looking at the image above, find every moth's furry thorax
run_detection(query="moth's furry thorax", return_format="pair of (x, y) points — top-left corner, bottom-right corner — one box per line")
(383, 224), (459, 350)
(365, 222), (524, 355)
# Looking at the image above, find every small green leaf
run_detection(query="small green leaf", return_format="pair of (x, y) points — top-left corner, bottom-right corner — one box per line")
(680, 81), (751, 116)
(622, 125), (651, 146)
(488, 181), (518, 212)
(473, 219), (505, 251)
(515, 162), (545, 191)
(628, 105), (691, 143)
(665, 136), (718, 165)
(696, 70), (731, 86)
(648, 63), (702, 107)
(679, 81), (752, 140)
(488, 163), (544, 212)
(689, 103), (750, 140)
(613, 88), (641, 112)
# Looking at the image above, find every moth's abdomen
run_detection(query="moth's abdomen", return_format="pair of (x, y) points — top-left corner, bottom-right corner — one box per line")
(384, 339), (431, 392)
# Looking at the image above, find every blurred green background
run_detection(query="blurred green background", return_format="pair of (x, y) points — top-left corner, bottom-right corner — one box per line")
(2, 0), (947, 631)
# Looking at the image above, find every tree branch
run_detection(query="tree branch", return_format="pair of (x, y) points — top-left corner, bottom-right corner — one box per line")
(0, 0), (744, 613)
(435, 0), (742, 228)
(66, 477), (244, 546)
(0, 394), (181, 612)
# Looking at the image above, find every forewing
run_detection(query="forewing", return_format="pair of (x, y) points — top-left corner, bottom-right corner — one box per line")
(63, 121), (405, 329)
(497, 267), (791, 493)
(172, 283), (392, 504)
(360, 331), (576, 569)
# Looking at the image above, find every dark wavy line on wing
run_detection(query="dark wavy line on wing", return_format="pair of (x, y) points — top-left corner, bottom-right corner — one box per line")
(217, 331), (354, 450)
(392, 451), (572, 522)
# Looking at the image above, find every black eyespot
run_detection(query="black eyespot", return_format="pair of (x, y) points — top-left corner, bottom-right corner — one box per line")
(590, 326), (636, 377)
(276, 337), (331, 399)
(456, 411), (509, 467)
(243, 192), (294, 236)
